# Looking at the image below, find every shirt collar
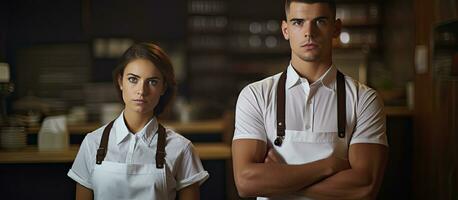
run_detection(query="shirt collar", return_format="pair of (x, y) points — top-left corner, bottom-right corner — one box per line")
(113, 111), (158, 146)
(320, 65), (337, 91)
(285, 63), (337, 91)
(286, 63), (301, 89)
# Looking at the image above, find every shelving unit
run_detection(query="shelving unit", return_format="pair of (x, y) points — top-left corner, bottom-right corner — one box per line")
(333, 1), (383, 85)
(334, 2), (381, 49)
(186, 0), (233, 109)
(184, 0), (385, 115)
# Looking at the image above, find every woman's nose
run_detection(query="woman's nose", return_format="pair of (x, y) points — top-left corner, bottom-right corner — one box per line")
(136, 82), (149, 96)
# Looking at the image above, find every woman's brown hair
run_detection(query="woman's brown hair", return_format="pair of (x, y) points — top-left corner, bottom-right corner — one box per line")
(112, 42), (177, 116)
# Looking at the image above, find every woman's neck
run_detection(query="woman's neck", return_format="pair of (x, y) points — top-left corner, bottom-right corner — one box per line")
(123, 109), (155, 133)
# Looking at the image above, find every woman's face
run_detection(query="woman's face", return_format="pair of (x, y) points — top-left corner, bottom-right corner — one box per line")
(118, 58), (166, 117)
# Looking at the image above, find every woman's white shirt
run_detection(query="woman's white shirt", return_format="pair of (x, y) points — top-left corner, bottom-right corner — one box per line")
(68, 112), (209, 199)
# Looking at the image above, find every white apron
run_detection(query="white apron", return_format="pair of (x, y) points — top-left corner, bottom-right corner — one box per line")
(258, 69), (349, 200)
(91, 120), (169, 200)
(91, 161), (168, 200)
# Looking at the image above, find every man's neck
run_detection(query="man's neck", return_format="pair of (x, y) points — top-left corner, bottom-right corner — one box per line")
(291, 57), (332, 83)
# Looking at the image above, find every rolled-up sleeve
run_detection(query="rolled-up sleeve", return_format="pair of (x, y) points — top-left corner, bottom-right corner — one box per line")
(175, 143), (209, 190)
(67, 136), (94, 189)
(350, 88), (388, 146)
(233, 85), (267, 142)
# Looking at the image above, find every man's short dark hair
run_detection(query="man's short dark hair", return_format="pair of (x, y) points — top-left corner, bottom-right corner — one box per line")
(285, 0), (336, 17)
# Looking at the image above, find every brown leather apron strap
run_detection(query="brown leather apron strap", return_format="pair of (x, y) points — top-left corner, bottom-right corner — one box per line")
(274, 69), (347, 147)
(95, 120), (167, 169)
(274, 70), (287, 146)
(336, 71), (346, 138)
(96, 120), (115, 165)
(155, 124), (166, 169)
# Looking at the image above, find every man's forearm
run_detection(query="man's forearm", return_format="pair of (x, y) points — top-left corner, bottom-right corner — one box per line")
(235, 158), (335, 197)
(299, 168), (378, 200)
(300, 144), (388, 200)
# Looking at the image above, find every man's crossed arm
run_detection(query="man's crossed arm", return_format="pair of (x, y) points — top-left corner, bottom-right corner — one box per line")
(232, 139), (388, 199)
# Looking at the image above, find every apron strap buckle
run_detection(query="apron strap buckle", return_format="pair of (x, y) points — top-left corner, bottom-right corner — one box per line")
(96, 147), (106, 164)
(155, 150), (166, 169)
(274, 136), (284, 147)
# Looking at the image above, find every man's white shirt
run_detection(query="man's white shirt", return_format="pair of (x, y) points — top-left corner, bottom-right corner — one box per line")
(233, 64), (388, 199)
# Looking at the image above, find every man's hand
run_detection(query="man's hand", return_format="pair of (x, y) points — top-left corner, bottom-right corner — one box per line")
(264, 147), (350, 173)
(299, 144), (389, 199)
(232, 139), (344, 197)
(264, 147), (286, 164)
(327, 155), (351, 174)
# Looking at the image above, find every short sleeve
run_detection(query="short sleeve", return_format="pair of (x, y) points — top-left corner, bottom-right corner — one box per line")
(350, 88), (388, 146)
(233, 85), (267, 142)
(67, 136), (94, 189)
(175, 143), (209, 190)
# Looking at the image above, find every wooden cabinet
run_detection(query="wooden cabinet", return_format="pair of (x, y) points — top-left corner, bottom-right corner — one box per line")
(430, 20), (458, 199)
(413, 0), (458, 198)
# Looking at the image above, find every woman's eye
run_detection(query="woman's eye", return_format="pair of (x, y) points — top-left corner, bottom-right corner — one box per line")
(128, 77), (137, 83)
(148, 80), (158, 86)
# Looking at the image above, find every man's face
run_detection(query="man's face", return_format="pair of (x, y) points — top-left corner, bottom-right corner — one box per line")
(282, 2), (341, 63)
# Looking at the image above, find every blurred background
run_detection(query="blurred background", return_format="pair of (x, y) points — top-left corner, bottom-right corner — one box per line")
(0, 0), (457, 199)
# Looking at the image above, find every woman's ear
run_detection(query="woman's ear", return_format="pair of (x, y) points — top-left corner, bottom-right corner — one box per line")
(118, 75), (123, 90)
(161, 82), (167, 95)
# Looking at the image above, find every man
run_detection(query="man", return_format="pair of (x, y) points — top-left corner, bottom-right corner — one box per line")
(232, 0), (388, 199)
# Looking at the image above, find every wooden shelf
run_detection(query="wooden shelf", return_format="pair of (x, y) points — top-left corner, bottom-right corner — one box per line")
(0, 143), (231, 164)
(385, 106), (412, 117)
(161, 119), (225, 134)
(25, 119), (225, 135)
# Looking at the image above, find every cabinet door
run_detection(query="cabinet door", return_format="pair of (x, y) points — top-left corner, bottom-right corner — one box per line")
(434, 79), (458, 199)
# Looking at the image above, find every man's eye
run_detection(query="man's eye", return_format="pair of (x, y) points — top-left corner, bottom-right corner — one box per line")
(128, 77), (137, 83)
(292, 21), (302, 26)
(316, 19), (328, 26)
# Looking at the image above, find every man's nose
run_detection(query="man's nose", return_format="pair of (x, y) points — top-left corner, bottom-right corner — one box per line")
(303, 21), (315, 38)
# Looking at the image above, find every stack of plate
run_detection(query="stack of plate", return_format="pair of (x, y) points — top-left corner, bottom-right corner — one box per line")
(0, 126), (26, 149)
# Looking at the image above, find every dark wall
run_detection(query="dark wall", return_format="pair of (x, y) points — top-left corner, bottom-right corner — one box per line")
(378, 116), (413, 199)
(90, 0), (186, 40)
(0, 161), (227, 200)
(7, 0), (85, 46)
(6, 0), (186, 45)
(5, 0), (186, 82)
(0, 1), (8, 61)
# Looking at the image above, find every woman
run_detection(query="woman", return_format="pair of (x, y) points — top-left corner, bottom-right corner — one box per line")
(68, 42), (209, 200)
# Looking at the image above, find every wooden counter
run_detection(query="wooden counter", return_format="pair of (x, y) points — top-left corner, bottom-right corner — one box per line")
(23, 107), (409, 136)
(26, 119), (225, 135)
(0, 143), (231, 164)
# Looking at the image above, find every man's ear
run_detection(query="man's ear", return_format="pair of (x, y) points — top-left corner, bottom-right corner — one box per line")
(333, 18), (342, 38)
(281, 20), (289, 40)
